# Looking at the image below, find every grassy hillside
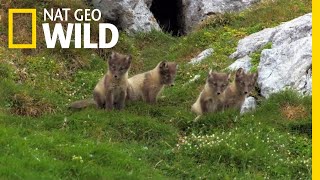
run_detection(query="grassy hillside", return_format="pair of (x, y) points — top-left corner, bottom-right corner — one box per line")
(0, 0), (312, 179)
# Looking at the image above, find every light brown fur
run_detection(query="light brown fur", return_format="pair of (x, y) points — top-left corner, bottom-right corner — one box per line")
(127, 61), (177, 104)
(191, 71), (230, 115)
(68, 99), (96, 109)
(219, 68), (258, 111)
(69, 52), (131, 110)
(94, 52), (131, 110)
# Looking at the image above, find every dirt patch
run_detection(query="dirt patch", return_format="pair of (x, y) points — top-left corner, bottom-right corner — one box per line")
(281, 104), (307, 120)
(10, 93), (55, 117)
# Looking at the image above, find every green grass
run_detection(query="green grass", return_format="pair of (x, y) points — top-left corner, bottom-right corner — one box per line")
(0, 0), (312, 179)
(250, 42), (273, 72)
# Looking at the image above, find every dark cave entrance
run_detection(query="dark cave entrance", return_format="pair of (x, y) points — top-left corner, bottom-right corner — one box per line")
(150, 0), (184, 36)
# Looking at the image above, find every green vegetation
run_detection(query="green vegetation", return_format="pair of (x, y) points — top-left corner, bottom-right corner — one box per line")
(250, 42), (273, 72)
(0, 0), (311, 179)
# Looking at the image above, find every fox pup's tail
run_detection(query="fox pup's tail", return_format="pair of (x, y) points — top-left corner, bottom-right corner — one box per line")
(69, 99), (96, 109)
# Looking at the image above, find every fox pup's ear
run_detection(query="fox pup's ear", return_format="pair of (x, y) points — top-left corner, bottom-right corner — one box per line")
(160, 61), (168, 69)
(208, 70), (218, 80)
(126, 55), (132, 64)
(208, 69), (214, 78)
(227, 73), (231, 81)
(252, 72), (258, 81)
(236, 68), (245, 77)
(109, 51), (116, 61)
(174, 63), (178, 69)
(169, 62), (178, 72)
(208, 69), (217, 75)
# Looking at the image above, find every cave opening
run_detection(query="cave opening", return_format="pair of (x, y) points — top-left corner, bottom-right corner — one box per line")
(150, 0), (184, 36)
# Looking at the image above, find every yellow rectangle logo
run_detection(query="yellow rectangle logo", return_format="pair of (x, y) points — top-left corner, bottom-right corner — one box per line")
(8, 9), (37, 49)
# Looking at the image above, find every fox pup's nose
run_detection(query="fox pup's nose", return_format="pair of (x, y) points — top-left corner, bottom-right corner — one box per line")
(170, 84), (175, 87)
(217, 92), (221, 95)
(114, 75), (118, 78)
(244, 91), (248, 94)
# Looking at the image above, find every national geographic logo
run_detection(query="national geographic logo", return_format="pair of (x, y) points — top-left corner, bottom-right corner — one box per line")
(8, 8), (119, 49)
(8, 9), (37, 48)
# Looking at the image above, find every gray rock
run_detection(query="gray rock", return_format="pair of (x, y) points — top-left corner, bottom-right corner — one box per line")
(304, 68), (312, 95)
(258, 36), (312, 97)
(229, 28), (276, 59)
(189, 48), (214, 64)
(227, 55), (252, 73)
(92, 0), (160, 34)
(182, 0), (260, 33)
(189, 75), (201, 83)
(272, 13), (312, 47)
(184, 75), (201, 86)
(229, 13), (312, 98)
(230, 13), (312, 59)
(240, 96), (256, 114)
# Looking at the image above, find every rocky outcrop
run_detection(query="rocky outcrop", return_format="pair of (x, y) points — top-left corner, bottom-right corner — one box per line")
(189, 48), (214, 64)
(229, 13), (312, 98)
(91, 0), (160, 34)
(182, 0), (260, 33)
(258, 36), (312, 97)
(91, 0), (260, 34)
(229, 28), (276, 59)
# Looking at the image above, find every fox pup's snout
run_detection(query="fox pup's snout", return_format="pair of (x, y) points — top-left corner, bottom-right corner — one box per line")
(108, 53), (132, 80)
(235, 68), (258, 96)
(208, 70), (230, 96)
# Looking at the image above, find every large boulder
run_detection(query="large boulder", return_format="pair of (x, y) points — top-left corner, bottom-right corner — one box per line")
(182, 0), (260, 33)
(91, 0), (160, 34)
(230, 13), (312, 59)
(229, 28), (276, 59)
(229, 13), (312, 98)
(258, 36), (312, 97)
